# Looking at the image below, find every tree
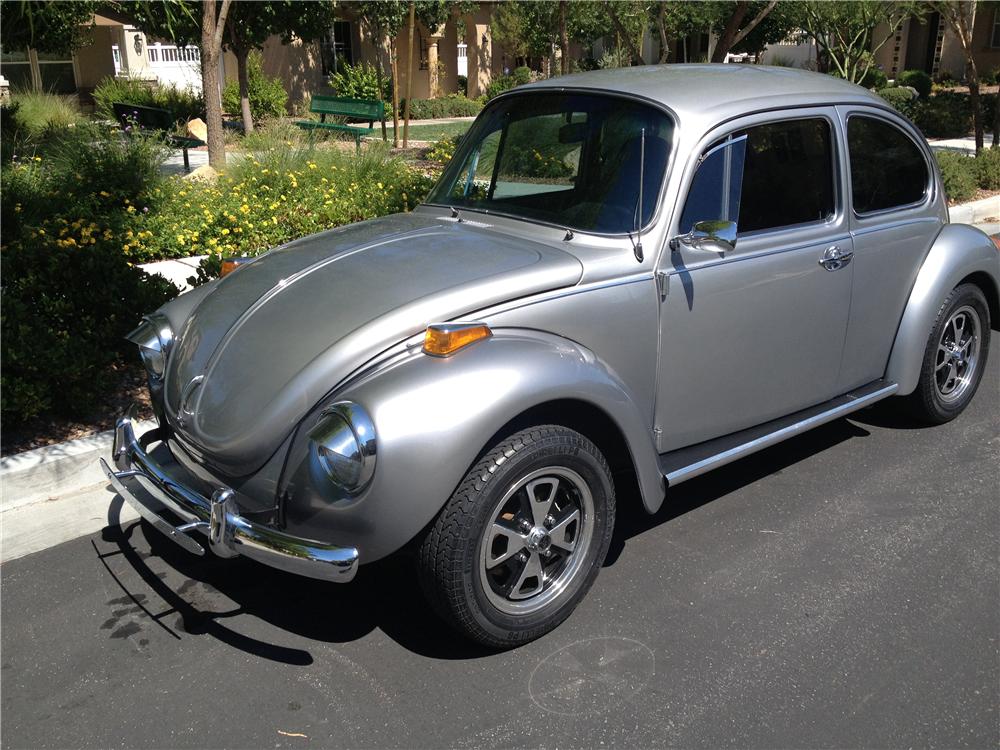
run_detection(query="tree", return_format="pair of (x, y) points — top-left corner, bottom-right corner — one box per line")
(0, 0), (99, 56)
(125, 0), (232, 167)
(355, 1), (408, 147)
(199, 0), (232, 168)
(931, 1), (985, 152)
(221, 1), (334, 133)
(709, 1), (779, 62)
(796, 1), (922, 85)
(491, 0), (606, 72)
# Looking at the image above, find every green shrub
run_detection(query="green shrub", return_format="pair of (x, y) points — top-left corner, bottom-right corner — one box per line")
(222, 50), (288, 121)
(981, 68), (999, 86)
(897, 69), (932, 98)
(457, 74), (468, 94)
(7, 90), (83, 138)
(93, 76), (204, 127)
(936, 150), (978, 202)
(1, 123), (169, 246)
(329, 60), (391, 116)
(485, 74), (517, 101)
(975, 146), (1000, 190)
(598, 47), (631, 69)
(511, 66), (532, 85)
(915, 92), (973, 138)
(401, 93), (483, 120)
(0, 240), (177, 425)
(877, 86), (920, 121)
(426, 134), (462, 165)
(118, 127), (434, 272)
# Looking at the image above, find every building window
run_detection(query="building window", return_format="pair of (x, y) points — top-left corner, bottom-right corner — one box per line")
(992, 8), (1000, 48)
(419, 35), (429, 70)
(320, 20), (354, 76)
(0, 45), (76, 93)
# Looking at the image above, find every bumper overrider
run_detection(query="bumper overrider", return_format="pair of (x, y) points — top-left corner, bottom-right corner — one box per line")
(101, 409), (359, 582)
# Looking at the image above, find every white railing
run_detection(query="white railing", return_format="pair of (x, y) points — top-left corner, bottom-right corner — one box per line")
(112, 43), (202, 93)
(457, 42), (468, 77)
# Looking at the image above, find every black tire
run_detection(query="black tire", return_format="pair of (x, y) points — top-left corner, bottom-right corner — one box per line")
(906, 283), (991, 424)
(418, 425), (615, 648)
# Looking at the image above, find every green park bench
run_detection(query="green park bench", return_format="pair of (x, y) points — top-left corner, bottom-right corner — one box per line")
(295, 95), (387, 153)
(112, 102), (204, 173)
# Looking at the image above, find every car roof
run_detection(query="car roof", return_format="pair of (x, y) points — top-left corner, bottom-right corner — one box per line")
(518, 64), (886, 123)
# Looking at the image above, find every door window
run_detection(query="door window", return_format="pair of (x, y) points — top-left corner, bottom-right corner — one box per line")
(848, 116), (928, 214)
(680, 117), (836, 235)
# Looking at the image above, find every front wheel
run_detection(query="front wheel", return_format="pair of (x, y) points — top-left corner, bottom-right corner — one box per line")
(906, 283), (991, 424)
(418, 425), (615, 648)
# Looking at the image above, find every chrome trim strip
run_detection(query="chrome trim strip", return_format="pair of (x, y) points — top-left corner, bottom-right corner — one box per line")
(663, 383), (899, 486)
(104, 408), (359, 582)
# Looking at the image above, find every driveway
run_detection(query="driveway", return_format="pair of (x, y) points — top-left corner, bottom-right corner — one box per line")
(2, 352), (998, 749)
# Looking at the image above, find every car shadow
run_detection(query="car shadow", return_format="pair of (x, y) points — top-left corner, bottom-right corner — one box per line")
(95, 415), (874, 663)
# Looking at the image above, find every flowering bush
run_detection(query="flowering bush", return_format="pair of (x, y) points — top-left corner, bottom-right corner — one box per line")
(123, 137), (435, 280)
(426, 134), (462, 165)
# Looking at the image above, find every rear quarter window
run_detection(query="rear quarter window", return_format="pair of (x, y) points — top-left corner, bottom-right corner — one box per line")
(848, 116), (929, 214)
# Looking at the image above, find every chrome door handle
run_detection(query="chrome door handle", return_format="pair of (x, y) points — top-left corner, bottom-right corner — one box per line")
(819, 245), (853, 271)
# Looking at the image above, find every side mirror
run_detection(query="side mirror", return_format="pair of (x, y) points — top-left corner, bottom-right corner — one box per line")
(671, 220), (737, 254)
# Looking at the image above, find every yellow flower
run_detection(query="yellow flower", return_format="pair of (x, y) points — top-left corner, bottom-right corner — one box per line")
(208, 238), (218, 246)
(33, 156), (42, 162)
(99, 191), (110, 198)
(221, 228), (230, 236)
(308, 162), (317, 170)
(177, 234), (186, 245)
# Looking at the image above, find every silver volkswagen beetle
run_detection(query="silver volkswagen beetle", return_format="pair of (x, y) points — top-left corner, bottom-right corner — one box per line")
(106, 65), (999, 647)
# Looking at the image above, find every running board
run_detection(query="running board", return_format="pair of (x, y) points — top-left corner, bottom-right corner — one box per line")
(659, 380), (899, 487)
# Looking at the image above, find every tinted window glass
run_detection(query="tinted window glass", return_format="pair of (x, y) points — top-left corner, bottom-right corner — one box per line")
(428, 93), (673, 234)
(848, 116), (928, 213)
(679, 118), (835, 235)
(738, 119), (835, 232)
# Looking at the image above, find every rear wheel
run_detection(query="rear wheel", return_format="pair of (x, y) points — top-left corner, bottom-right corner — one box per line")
(907, 283), (990, 424)
(418, 425), (615, 648)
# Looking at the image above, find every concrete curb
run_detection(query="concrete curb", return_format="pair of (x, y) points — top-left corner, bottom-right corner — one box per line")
(1, 419), (156, 512)
(949, 194), (1000, 225)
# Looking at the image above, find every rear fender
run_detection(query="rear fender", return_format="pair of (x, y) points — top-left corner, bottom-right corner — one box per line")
(886, 223), (1000, 395)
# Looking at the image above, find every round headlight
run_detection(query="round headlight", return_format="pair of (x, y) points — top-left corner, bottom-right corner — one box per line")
(127, 314), (174, 380)
(309, 402), (376, 493)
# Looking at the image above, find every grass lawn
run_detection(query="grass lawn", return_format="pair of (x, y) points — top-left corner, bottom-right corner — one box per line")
(387, 120), (471, 142)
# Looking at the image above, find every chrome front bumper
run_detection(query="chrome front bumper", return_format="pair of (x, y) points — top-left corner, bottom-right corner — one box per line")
(102, 410), (359, 583)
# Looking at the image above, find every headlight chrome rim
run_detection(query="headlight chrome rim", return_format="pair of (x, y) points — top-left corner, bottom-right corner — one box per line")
(308, 401), (377, 494)
(127, 313), (174, 380)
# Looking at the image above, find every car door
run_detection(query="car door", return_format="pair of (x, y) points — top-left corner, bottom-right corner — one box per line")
(836, 107), (943, 392)
(654, 109), (854, 453)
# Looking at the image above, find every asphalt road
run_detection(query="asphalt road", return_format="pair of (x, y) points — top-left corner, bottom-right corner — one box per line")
(3, 352), (998, 749)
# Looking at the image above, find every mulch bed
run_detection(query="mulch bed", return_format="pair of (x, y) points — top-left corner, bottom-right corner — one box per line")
(1, 365), (154, 457)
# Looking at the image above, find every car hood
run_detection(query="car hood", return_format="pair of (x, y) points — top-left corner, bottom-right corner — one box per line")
(162, 212), (583, 474)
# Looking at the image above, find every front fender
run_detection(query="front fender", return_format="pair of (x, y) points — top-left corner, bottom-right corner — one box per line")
(886, 223), (1000, 395)
(278, 329), (664, 563)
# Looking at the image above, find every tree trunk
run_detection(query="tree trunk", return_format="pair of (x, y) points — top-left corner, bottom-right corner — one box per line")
(391, 43), (400, 148)
(235, 46), (253, 134)
(710, 1), (749, 63)
(403, 1), (415, 148)
(559, 0), (569, 76)
(993, 90), (999, 147)
(607, 6), (643, 65)
(656, 4), (669, 63)
(968, 65), (983, 153)
(201, 0), (232, 169)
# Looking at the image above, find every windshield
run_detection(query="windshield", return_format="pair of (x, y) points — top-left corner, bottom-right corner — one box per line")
(426, 92), (674, 235)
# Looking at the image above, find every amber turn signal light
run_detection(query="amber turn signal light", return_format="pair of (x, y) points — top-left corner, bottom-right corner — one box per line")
(423, 323), (492, 357)
(220, 256), (254, 278)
